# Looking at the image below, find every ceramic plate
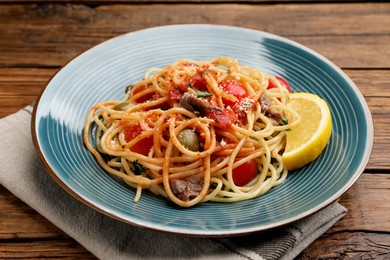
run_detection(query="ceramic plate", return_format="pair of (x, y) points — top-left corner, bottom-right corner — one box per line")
(32, 25), (373, 236)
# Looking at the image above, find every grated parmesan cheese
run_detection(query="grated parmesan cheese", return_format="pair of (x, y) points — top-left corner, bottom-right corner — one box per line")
(110, 140), (118, 147)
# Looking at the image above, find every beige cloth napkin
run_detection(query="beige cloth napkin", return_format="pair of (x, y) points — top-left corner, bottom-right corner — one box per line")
(0, 105), (347, 260)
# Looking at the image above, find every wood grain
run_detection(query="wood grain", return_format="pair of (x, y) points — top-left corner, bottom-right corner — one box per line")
(1, 3), (389, 68)
(299, 232), (390, 259)
(0, 68), (53, 117)
(0, 2), (389, 259)
(0, 185), (96, 258)
(0, 241), (95, 259)
(333, 174), (390, 233)
(0, 0), (375, 3)
(344, 70), (390, 170)
(298, 175), (390, 258)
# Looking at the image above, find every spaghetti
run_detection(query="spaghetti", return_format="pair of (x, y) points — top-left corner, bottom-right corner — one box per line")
(84, 57), (300, 207)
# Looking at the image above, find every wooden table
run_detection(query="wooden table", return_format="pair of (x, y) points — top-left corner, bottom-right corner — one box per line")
(1, 1), (389, 258)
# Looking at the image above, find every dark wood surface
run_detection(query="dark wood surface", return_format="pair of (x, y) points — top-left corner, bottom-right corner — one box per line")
(1, 1), (389, 259)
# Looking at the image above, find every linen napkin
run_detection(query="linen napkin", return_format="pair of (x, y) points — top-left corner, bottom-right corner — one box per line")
(0, 105), (347, 260)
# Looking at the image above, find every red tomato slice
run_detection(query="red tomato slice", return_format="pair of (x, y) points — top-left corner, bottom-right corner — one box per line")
(205, 108), (235, 130)
(169, 86), (184, 101)
(219, 80), (248, 107)
(189, 73), (208, 91)
(132, 85), (154, 103)
(124, 124), (153, 156)
(232, 159), (257, 186)
(267, 76), (291, 92)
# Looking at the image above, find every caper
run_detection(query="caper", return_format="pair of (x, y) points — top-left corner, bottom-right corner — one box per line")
(177, 129), (200, 152)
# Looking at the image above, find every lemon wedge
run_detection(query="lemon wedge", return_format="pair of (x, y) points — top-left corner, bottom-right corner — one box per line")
(282, 93), (332, 170)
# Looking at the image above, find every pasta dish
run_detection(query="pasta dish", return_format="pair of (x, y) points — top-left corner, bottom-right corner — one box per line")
(84, 57), (300, 207)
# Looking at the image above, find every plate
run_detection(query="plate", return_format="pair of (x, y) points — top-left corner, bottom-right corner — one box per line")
(32, 24), (373, 236)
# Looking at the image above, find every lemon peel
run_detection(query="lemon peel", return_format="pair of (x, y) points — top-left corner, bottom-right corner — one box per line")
(282, 92), (332, 170)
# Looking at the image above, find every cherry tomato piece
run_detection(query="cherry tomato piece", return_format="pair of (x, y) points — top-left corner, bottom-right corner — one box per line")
(124, 124), (153, 156)
(232, 159), (257, 186)
(189, 73), (208, 91)
(205, 108), (235, 130)
(267, 76), (291, 93)
(169, 86), (184, 101)
(132, 85), (154, 103)
(219, 80), (249, 107)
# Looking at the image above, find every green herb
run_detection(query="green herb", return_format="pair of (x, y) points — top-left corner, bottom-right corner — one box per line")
(195, 90), (213, 98)
(187, 81), (212, 97)
(278, 116), (291, 131)
(130, 160), (148, 175)
(281, 116), (289, 125)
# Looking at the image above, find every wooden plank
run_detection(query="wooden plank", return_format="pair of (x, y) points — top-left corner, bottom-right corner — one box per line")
(289, 35), (390, 69)
(0, 0), (374, 3)
(0, 185), (64, 239)
(335, 174), (390, 233)
(0, 2), (387, 259)
(0, 68), (52, 99)
(299, 174), (390, 258)
(3, 232), (387, 259)
(0, 68), (53, 117)
(0, 3), (389, 68)
(0, 240), (96, 259)
(299, 232), (390, 259)
(0, 185), (95, 258)
(344, 70), (390, 170)
(0, 98), (36, 117)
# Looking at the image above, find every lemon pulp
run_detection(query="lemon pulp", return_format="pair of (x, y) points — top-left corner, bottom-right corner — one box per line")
(282, 93), (332, 170)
